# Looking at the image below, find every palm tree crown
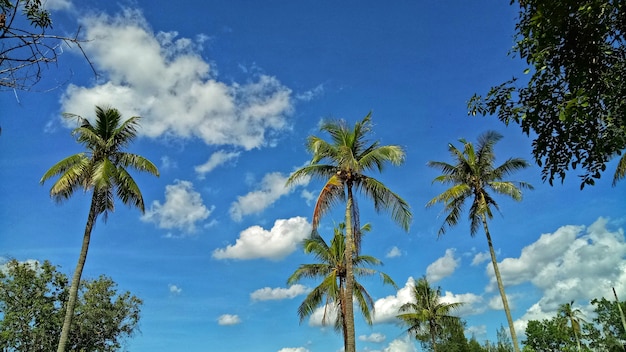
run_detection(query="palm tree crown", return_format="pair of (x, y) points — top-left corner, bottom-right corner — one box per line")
(41, 106), (159, 218)
(41, 106), (159, 352)
(426, 130), (533, 352)
(397, 276), (463, 352)
(287, 223), (396, 334)
(427, 130), (533, 236)
(287, 112), (411, 243)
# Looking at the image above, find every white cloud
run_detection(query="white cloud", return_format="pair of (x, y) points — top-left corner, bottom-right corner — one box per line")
(371, 277), (485, 325)
(141, 180), (213, 234)
(386, 246), (402, 258)
(160, 156), (177, 171)
(168, 284), (182, 295)
(251, 284), (309, 301)
(295, 84), (324, 102)
(277, 348), (310, 352)
(359, 333), (386, 343)
(212, 217), (311, 260)
(440, 290), (486, 316)
(426, 248), (459, 282)
(44, 0), (72, 11)
(308, 302), (339, 327)
(494, 218), (626, 311)
(471, 251), (490, 266)
(61, 9), (293, 151)
(490, 217), (626, 333)
(229, 172), (307, 221)
(371, 278), (416, 324)
(217, 314), (241, 326)
(195, 150), (240, 178)
(381, 336), (417, 352)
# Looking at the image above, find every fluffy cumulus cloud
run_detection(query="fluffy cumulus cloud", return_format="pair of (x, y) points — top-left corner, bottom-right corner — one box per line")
(141, 180), (213, 234)
(217, 314), (241, 326)
(495, 218), (626, 306)
(371, 277), (485, 324)
(371, 278), (417, 324)
(212, 217), (311, 260)
(491, 218), (626, 328)
(61, 9), (293, 150)
(426, 248), (459, 282)
(359, 333), (386, 343)
(230, 172), (308, 221)
(250, 284), (309, 301)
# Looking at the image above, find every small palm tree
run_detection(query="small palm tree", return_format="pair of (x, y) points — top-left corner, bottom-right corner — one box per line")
(287, 112), (412, 352)
(40, 106), (159, 352)
(426, 130), (533, 352)
(558, 301), (586, 351)
(397, 276), (463, 352)
(287, 223), (396, 346)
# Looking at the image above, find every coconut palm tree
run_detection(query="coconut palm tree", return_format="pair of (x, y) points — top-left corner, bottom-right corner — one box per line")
(558, 301), (586, 351)
(286, 112), (412, 352)
(397, 276), (463, 352)
(40, 106), (159, 352)
(287, 223), (396, 344)
(426, 130), (533, 352)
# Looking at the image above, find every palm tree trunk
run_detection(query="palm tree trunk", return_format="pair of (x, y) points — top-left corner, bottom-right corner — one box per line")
(481, 216), (520, 352)
(343, 185), (356, 352)
(57, 192), (99, 352)
(430, 322), (438, 352)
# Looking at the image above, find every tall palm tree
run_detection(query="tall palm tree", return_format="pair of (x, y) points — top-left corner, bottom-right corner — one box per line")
(40, 106), (159, 352)
(287, 223), (396, 345)
(426, 130), (533, 352)
(396, 276), (463, 352)
(558, 301), (586, 351)
(286, 112), (412, 352)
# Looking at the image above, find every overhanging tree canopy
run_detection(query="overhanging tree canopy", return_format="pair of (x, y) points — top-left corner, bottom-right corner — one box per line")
(469, 0), (626, 188)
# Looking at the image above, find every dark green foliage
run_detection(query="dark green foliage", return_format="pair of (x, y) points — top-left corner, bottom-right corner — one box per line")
(469, 0), (626, 188)
(0, 259), (142, 352)
(589, 297), (626, 351)
(436, 318), (471, 352)
(523, 297), (626, 351)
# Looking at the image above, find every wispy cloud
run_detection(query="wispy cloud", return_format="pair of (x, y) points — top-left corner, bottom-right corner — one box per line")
(250, 284), (309, 301)
(195, 150), (240, 178)
(168, 284), (182, 295)
(359, 332), (386, 343)
(229, 172), (308, 221)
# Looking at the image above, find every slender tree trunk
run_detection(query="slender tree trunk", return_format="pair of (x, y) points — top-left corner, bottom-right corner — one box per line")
(430, 323), (438, 352)
(481, 216), (520, 352)
(343, 185), (356, 352)
(57, 192), (99, 352)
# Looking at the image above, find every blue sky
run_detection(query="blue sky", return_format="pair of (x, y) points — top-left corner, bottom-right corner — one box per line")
(1, 1), (625, 351)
